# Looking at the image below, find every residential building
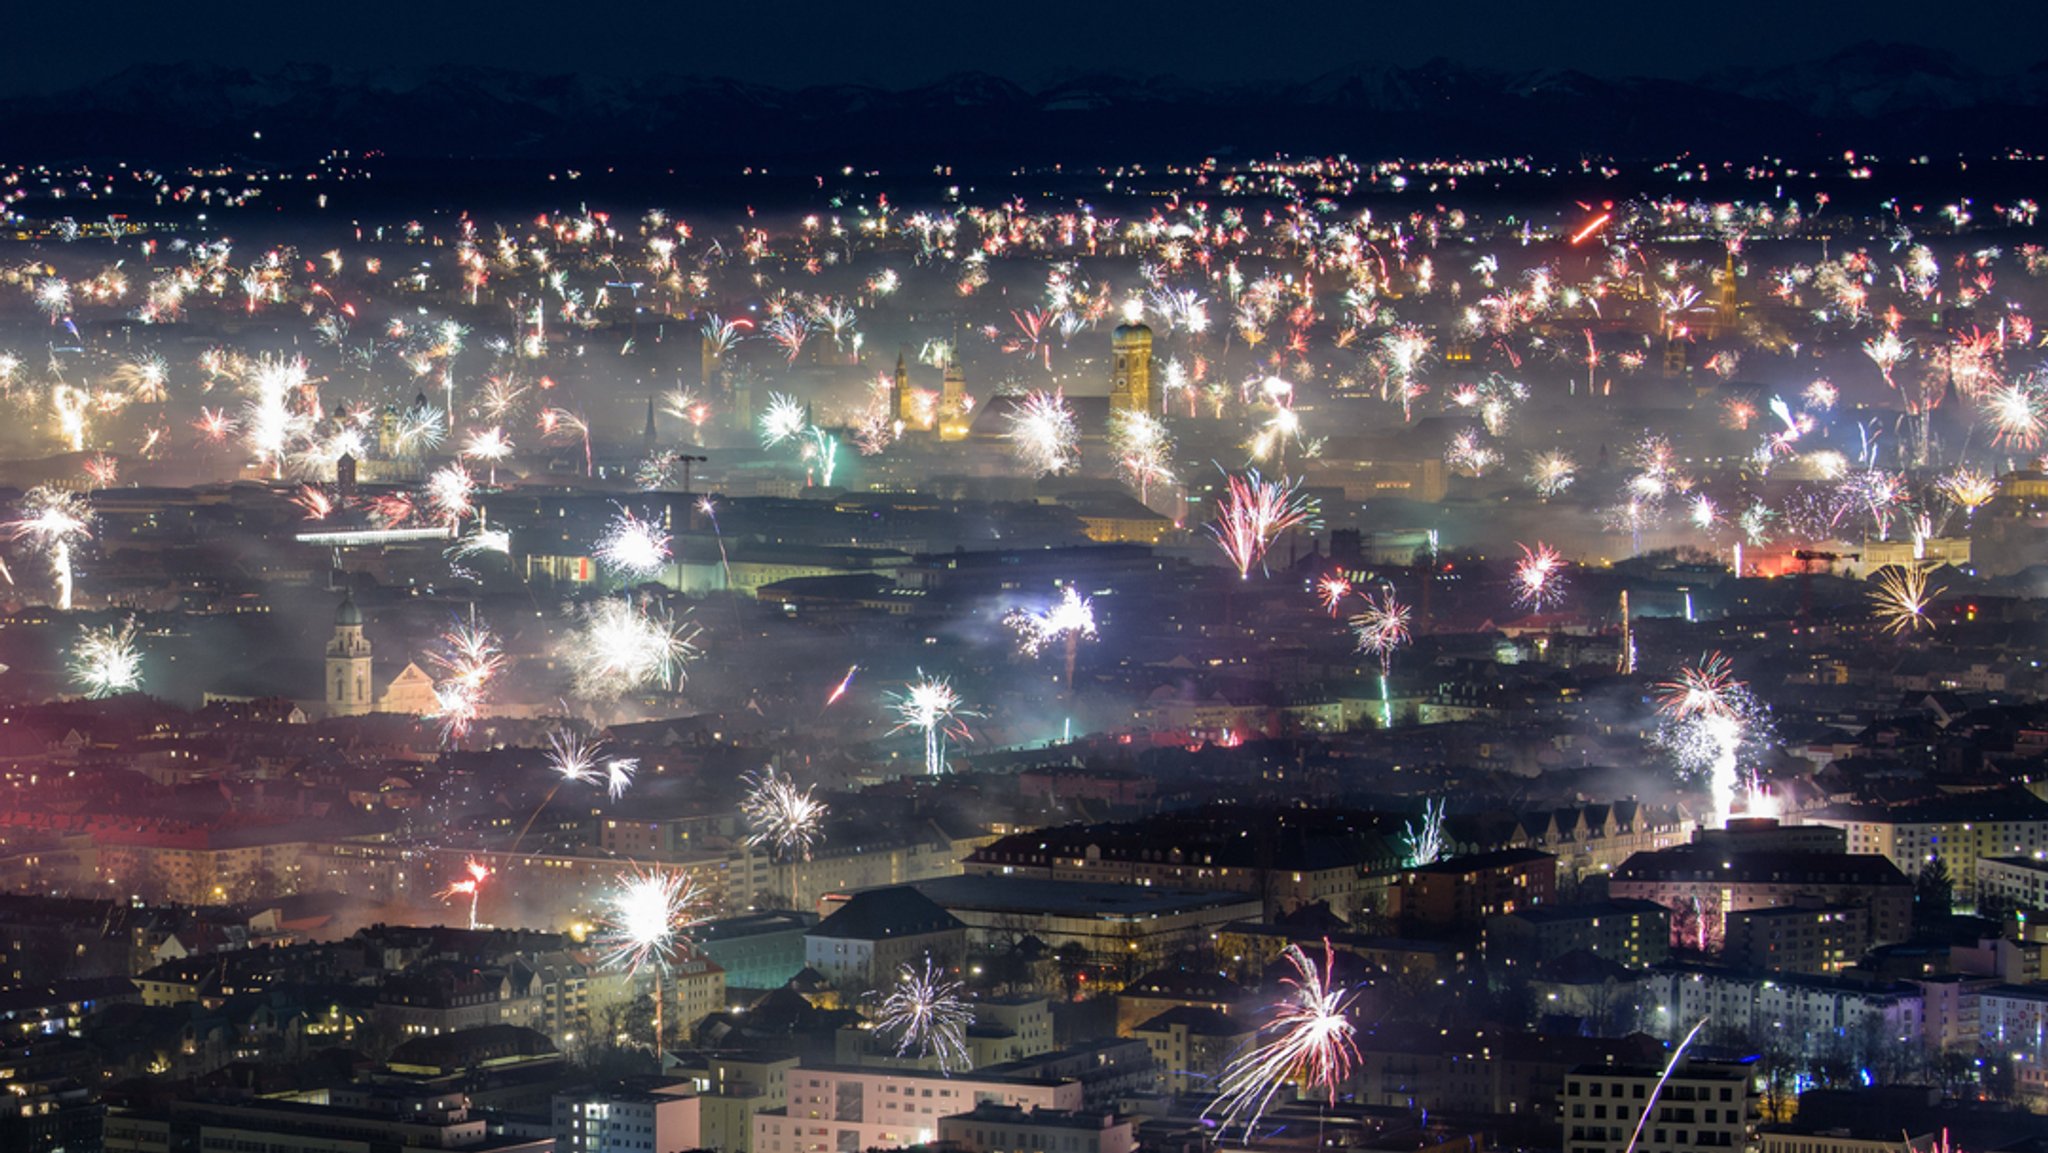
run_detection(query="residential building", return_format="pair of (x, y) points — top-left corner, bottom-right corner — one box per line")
(1562, 1060), (1757, 1153)
(1978, 984), (2048, 1101)
(553, 1082), (700, 1153)
(1353, 1030), (1663, 1122)
(752, 1063), (1083, 1153)
(1395, 848), (1557, 935)
(696, 912), (818, 991)
(1804, 791), (2048, 900)
(1973, 856), (2048, 913)
(1641, 966), (1923, 1058)
(104, 1092), (554, 1153)
(664, 1050), (797, 1153)
(1486, 899), (1671, 970)
(1723, 904), (1868, 974)
(938, 1104), (1137, 1153)
(1115, 968), (1245, 1036)
(1130, 1006), (1255, 1095)
(803, 887), (967, 989)
(876, 875), (1262, 981)
(1609, 848), (1912, 949)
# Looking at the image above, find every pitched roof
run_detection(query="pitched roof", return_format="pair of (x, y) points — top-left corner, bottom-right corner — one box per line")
(807, 886), (963, 942)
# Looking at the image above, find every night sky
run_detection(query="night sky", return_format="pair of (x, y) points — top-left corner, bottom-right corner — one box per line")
(8, 0), (2037, 94)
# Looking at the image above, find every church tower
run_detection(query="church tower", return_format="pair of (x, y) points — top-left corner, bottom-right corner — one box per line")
(894, 352), (916, 428)
(939, 353), (969, 441)
(1711, 248), (1738, 339)
(1110, 321), (1153, 416)
(326, 592), (374, 717)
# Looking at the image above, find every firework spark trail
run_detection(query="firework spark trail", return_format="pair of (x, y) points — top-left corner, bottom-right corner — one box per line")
(877, 955), (974, 1074)
(1209, 470), (1312, 579)
(1623, 1017), (1712, 1153)
(69, 617), (144, 698)
(510, 729), (608, 852)
(437, 858), (492, 930)
(741, 768), (829, 862)
(7, 486), (93, 611)
(604, 758), (639, 800)
(824, 664), (859, 709)
(1403, 798), (1447, 867)
(1204, 941), (1362, 1142)
(889, 673), (977, 776)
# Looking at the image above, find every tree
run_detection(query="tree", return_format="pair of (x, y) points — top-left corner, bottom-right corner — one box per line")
(1915, 854), (1954, 927)
(1973, 889), (2013, 926)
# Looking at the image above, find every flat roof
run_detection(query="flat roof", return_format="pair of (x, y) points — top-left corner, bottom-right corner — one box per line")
(897, 875), (1260, 921)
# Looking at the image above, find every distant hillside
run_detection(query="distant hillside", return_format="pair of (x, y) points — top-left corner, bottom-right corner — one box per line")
(7, 43), (2047, 164)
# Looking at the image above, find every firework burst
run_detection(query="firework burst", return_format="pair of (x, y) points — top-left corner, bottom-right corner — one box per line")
(889, 673), (977, 776)
(1871, 563), (1943, 635)
(598, 865), (705, 977)
(461, 426), (514, 485)
(426, 464), (476, 527)
(438, 858), (492, 930)
(1349, 587), (1412, 677)
(424, 613), (506, 745)
(1204, 941), (1362, 1142)
(1005, 585), (1098, 689)
(741, 768), (830, 862)
(1209, 470), (1312, 579)
(1526, 451), (1578, 498)
(1108, 409), (1175, 500)
(562, 597), (700, 701)
(69, 617), (145, 698)
(8, 486), (93, 611)
(1006, 389), (1080, 476)
(1511, 542), (1567, 612)
(876, 955), (974, 1074)
(595, 507), (673, 582)
(1655, 653), (1764, 828)
(759, 392), (810, 447)
(1316, 574), (1352, 616)
(547, 728), (606, 785)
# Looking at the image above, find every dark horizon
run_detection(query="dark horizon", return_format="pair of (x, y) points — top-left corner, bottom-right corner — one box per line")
(8, 0), (2043, 97)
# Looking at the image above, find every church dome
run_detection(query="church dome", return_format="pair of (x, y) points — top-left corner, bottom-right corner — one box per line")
(335, 593), (363, 627)
(1112, 321), (1153, 341)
